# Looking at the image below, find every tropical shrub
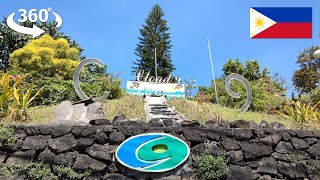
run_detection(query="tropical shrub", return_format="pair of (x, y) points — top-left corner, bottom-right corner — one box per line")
(8, 80), (43, 121)
(292, 46), (320, 93)
(55, 165), (92, 179)
(0, 72), (44, 121)
(0, 73), (14, 117)
(31, 77), (79, 105)
(0, 124), (15, 147)
(9, 52), (123, 106)
(10, 34), (80, 80)
(195, 154), (228, 180)
(278, 100), (320, 128)
(197, 59), (287, 113)
(0, 163), (92, 180)
(197, 77), (287, 113)
(26, 70), (124, 106)
(301, 88), (320, 106)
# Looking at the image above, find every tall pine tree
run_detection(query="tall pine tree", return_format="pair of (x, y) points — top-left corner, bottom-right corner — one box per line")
(132, 4), (175, 78)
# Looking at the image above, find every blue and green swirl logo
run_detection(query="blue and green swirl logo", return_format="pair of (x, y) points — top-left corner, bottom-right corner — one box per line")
(115, 133), (190, 172)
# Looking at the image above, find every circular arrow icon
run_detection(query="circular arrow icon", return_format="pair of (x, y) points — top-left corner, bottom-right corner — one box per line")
(7, 12), (44, 38)
(6, 8), (63, 38)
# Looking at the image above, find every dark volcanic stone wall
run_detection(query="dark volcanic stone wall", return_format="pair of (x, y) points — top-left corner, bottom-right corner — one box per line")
(1, 121), (320, 180)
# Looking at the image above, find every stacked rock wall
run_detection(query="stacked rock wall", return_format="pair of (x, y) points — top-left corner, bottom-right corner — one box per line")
(1, 121), (320, 179)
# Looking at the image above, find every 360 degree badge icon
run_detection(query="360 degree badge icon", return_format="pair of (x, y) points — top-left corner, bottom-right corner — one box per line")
(115, 133), (190, 172)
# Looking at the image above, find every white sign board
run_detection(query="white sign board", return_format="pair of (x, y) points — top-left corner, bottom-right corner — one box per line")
(126, 81), (185, 98)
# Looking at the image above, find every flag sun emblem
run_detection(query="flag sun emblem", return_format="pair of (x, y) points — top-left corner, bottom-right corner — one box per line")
(254, 17), (265, 29)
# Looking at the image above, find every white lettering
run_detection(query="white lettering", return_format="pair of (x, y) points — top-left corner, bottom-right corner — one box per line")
(133, 70), (178, 84)
(148, 76), (155, 82)
(155, 76), (163, 83)
(144, 71), (150, 82)
(175, 76), (182, 83)
(135, 70), (144, 81)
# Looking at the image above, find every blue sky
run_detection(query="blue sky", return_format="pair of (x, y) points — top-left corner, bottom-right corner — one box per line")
(1, 0), (319, 94)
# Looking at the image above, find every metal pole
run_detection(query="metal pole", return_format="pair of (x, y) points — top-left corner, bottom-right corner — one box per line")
(207, 37), (219, 104)
(155, 47), (157, 79)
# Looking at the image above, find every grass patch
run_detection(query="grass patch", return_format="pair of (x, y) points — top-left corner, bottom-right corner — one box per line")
(28, 105), (56, 124)
(1, 95), (145, 124)
(104, 95), (145, 121)
(169, 99), (292, 128)
(1, 105), (56, 124)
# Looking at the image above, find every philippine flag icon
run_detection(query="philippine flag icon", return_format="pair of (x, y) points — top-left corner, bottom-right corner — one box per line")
(250, 7), (312, 38)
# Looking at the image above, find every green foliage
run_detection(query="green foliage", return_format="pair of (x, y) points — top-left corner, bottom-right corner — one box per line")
(169, 99), (289, 126)
(195, 154), (228, 180)
(10, 35), (80, 80)
(309, 88), (320, 105)
(0, 124), (15, 147)
(132, 4), (175, 77)
(24, 67), (123, 106)
(8, 80), (43, 121)
(244, 60), (261, 81)
(7, 34), (123, 106)
(8, 63), (123, 107)
(0, 163), (91, 180)
(0, 73), (14, 115)
(0, 72), (45, 121)
(198, 59), (287, 113)
(80, 64), (123, 100)
(300, 88), (320, 106)
(0, 21), (31, 71)
(30, 76), (79, 105)
(0, 20), (83, 72)
(55, 165), (92, 179)
(198, 77), (287, 112)
(223, 58), (245, 77)
(293, 46), (320, 93)
(278, 100), (320, 128)
(222, 58), (269, 81)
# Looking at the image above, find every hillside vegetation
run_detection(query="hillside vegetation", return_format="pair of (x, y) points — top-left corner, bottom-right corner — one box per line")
(169, 99), (291, 127)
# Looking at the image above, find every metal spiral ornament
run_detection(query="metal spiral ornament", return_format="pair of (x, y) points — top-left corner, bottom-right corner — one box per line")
(74, 58), (109, 102)
(225, 73), (252, 113)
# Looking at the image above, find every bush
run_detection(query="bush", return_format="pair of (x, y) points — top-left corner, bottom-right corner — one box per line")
(0, 72), (43, 121)
(8, 80), (43, 122)
(301, 88), (320, 106)
(0, 124), (15, 147)
(80, 72), (123, 100)
(195, 154), (228, 180)
(0, 163), (92, 180)
(21, 66), (124, 106)
(278, 100), (320, 129)
(10, 35), (79, 80)
(0, 73), (14, 117)
(55, 165), (92, 179)
(198, 59), (288, 113)
(31, 77), (79, 105)
(197, 77), (287, 113)
(309, 88), (320, 105)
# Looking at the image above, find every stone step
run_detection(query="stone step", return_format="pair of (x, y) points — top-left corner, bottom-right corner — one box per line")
(149, 114), (181, 119)
(148, 104), (166, 106)
(150, 105), (168, 108)
(144, 95), (185, 125)
(151, 117), (180, 121)
(151, 112), (177, 116)
(150, 110), (173, 113)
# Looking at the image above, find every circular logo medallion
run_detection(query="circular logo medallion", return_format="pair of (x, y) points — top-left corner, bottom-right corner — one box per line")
(115, 133), (190, 172)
